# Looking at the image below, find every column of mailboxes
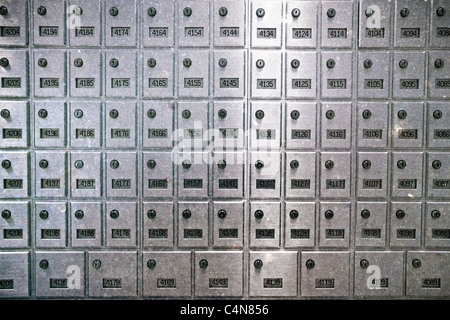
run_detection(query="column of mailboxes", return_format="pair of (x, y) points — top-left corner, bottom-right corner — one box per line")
(0, 0), (449, 298)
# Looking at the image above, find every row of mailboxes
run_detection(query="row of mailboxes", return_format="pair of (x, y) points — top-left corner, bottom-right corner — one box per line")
(1, 101), (449, 149)
(0, 0), (448, 48)
(0, 200), (448, 249)
(0, 251), (448, 297)
(0, 49), (449, 99)
(1, 151), (449, 199)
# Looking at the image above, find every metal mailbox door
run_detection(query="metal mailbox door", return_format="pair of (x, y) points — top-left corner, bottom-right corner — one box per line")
(430, 0), (450, 47)
(354, 251), (404, 297)
(355, 202), (387, 248)
(70, 151), (102, 198)
(285, 152), (316, 199)
(356, 102), (388, 149)
(249, 201), (280, 249)
(0, 0), (27, 46)
(176, 102), (209, 151)
(178, 201), (209, 248)
(70, 202), (102, 248)
(0, 201), (29, 248)
(178, 50), (210, 98)
(35, 151), (66, 198)
(300, 251), (350, 297)
(319, 202), (351, 248)
(0, 252), (29, 298)
(213, 0), (245, 47)
(321, 1), (353, 48)
(35, 251), (85, 298)
(194, 251), (243, 297)
(251, 0), (282, 48)
(142, 251), (191, 297)
(286, 1), (318, 48)
(250, 102), (281, 150)
(142, 152), (174, 198)
(427, 102), (450, 149)
(142, 0), (174, 47)
(320, 152), (351, 199)
(357, 51), (390, 99)
(249, 251), (297, 297)
(250, 152), (281, 199)
(33, 0), (65, 46)
(284, 202), (315, 248)
(250, 51), (282, 98)
(177, 152), (209, 198)
(34, 49), (66, 97)
(391, 152), (424, 198)
(143, 102), (174, 149)
(321, 103), (351, 149)
(285, 51), (317, 99)
(35, 202), (67, 248)
(406, 251), (450, 296)
(212, 201), (244, 249)
(34, 101), (66, 148)
(143, 202), (174, 248)
(359, 0), (391, 48)
(394, 0), (428, 48)
(392, 102), (424, 149)
(142, 50), (174, 98)
(69, 49), (102, 98)
(212, 101), (245, 150)
(390, 202), (422, 248)
(0, 152), (29, 199)
(321, 51), (352, 99)
(105, 50), (137, 98)
(0, 50), (28, 97)
(0, 102), (29, 148)
(212, 151), (245, 198)
(425, 202), (450, 248)
(356, 152), (388, 198)
(88, 251), (137, 298)
(428, 51), (450, 98)
(68, 0), (101, 47)
(70, 102), (101, 149)
(106, 152), (137, 198)
(285, 103), (317, 150)
(213, 50), (245, 98)
(105, 102), (137, 148)
(178, 0), (210, 47)
(104, 0), (137, 47)
(105, 202), (137, 248)
(427, 152), (450, 198)
(393, 51), (426, 99)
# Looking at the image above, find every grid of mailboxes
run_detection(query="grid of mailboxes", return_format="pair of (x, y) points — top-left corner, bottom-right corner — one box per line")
(0, 0), (449, 298)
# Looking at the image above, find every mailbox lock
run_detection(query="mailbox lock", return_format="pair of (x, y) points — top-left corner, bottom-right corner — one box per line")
(0, 57), (9, 67)
(325, 210), (334, 220)
(147, 259), (156, 269)
(147, 160), (156, 169)
(365, 8), (374, 17)
(110, 210), (119, 219)
(147, 58), (157, 68)
(74, 210), (84, 220)
(360, 259), (369, 269)
(433, 110), (442, 119)
(1, 160), (11, 169)
(39, 159), (49, 169)
(74, 160), (83, 169)
(436, 7), (446, 17)
(39, 210), (49, 220)
(0, 6), (7, 15)
(432, 160), (441, 170)
(397, 160), (406, 169)
(256, 8), (265, 18)
(397, 110), (407, 119)
(148, 7), (157, 17)
(256, 59), (265, 69)
(147, 210), (156, 219)
(255, 110), (265, 119)
(400, 8), (410, 18)
(182, 109), (191, 119)
(306, 259), (315, 269)
(431, 210), (441, 219)
(217, 209), (227, 219)
(291, 59), (300, 69)
(290, 110), (300, 120)
(110, 160), (120, 169)
(219, 7), (228, 17)
(74, 109), (83, 119)
(37, 6), (47, 16)
(289, 210), (299, 219)
(38, 109), (48, 118)
(292, 8), (301, 18)
(327, 8), (336, 18)
(182, 209), (191, 219)
(218, 109), (227, 119)
(361, 209), (371, 219)
(183, 7), (192, 17)
(363, 59), (372, 69)
(218, 58), (227, 68)
(434, 59), (444, 69)
(254, 259), (263, 269)
(325, 160), (334, 169)
(1, 109), (10, 119)
(254, 210), (264, 219)
(182, 160), (191, 169)
(255, 160), (264, 169)
(109, 109), (119, 119)
(412, 259), (421, 268)
(326, 59), (335, 69)
(362, 160), (371, 170)
(73, 6), (82, 16)
(183, 58), (192, 68)
(362, 110), (372, 119)
(1, 210), (11, 219)
(39, 260), (49, 269)
(325, 110), (335, 119)
(38, 58), (48, 68)
(396, 210), (405, 219)
(147, 109), (156, 118)
(290, 160), (299, 169)
(199, 259), (208, 269)
(109, 7), (119, 16)
(399, 59), (408, 69)
(109, 58), (119, 68)
(92, 260), (101, 269)
(217, 160), (227, 169)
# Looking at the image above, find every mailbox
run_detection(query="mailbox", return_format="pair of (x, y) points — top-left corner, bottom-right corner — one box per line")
(105, 50), (137, 97)
(356, 102), (388, 149)
(392, 102), (424, 149)
(321, 103), (351, 149)
(176, 102), (209, 150)
(213, 50), (245, 98)
(319, 202), (351, 248)
(284, 202), (315, 248)
(427, 102), (450, 149)
(35, 151), (67, 198)
(355, 202), (387, 248)
(394, 0), (428, 47)
(390, 202), (422, 248)
(285, 103), (317, 149)
(212, 201), (244, 249)
(106, 152), (137, 198)
(142, 50), (174, 98)
(69, 50), (102, 97)
(104, 0), (137, 47)
(285, 51), (317, 99)
(285, 152), (316, 199)
(0, 151), (29, 198)
(357, 51), (390, 99)
(142, 0), (174, 47)
(143, 102), (174, 149)
(0, 0), (27, 46)
(321, 51), (352, 98)
(0, 50), (28, 97)
(286, 1), (318, 48)
(251, 0), (282, 48)
(212, 151), (245, 198)
(359, 0), (391, 48)
(393, 51), (426, 99)
(178, 201), (209, 248)
(430, 0), (450, 47)
(33, 0), (65, 46)
(428, 51), (450, 98)
(105, 102), (137, 148)
(391, 152), (424, 198)
(212, 101), (245, 150)
(70, 102), (101, 149)
(0, 101), (29, 148)
(142, 202), (174, 248)
(320, 152), (351, 199)
(34, 49), (66, 97)
(35, 201), (67, 248)
(249, 201), (280, 248)
(70, 202), (102, 248)
(427, 152), (450, 198)
(178, 0), (210, 47)
(250, 102), (281, 150)
(356, 152), (388, 198)
(250, 152), (281, 199)
(105, 202), (137, 248)
(0, 201), (29, 248)
(321, 1), (353, 48)
(177, 152), (209, 198)
(178, 50), (210, 97)
(68, 0), (101, 47)
(213, 0), (245, 47)
(425, 202), (450, 248)
(0, 252), (29, 298)
(70, 151), (102, 198)
(142, 152), (174, 198)
(34, 101), (66, 148)
(251, 51), (282, 98)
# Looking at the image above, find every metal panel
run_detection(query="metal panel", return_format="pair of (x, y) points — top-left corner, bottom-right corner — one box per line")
(251, 0), (282, 48)
(142, 102), (174, 149)
(249, 201), (280, 248)
(284, 202), (315, 248)
(70, 202), (102, 248)
(70, 151), (102, 198)
(104, 0), (137, 47)
(250, 102), (281, 149)
(390, 202), (422, 248)
(250, 152), (281, 199)
(212, 151), (245, 198)
(105, 202), (137, 248)
(176, 102), (209, 150)
(321, 1), (353, 48)
(69, 50), (102, 98)
(33, 0), (65, 46)
(319, 202), (351, 248)
(105, 50), (137, 97)
(320, 152), (351, 199)
(285, 152), (316, 199)
(430, 0), (450, 48)
(142, 152), (174, 198)
(0, 0), (28, 47)
(68, 0), (101, 47)
(426, 152), (450, 199)
(106, 152), (137, 198)
(391, 152), (424, 198)
(428, 50), (450, 98)
(285, 51), (317, 99)
(359, 0), (391, 48)
(0, 50), (28, 97)
(213, 50), (245, 98)
(321, 103), (351, 149)
(177, 152), (209, 198)
(321, 51), (352, 99)
(34, 49), (66, 97)
(34, 101), (66, 148)
(392, 102), (424, 149)
(427, 102), (450, 149)
(394, 0), (428, 48)
(142, 50), (174, 98)
(0, 151), (29, 198)
(357, 51), (390, 99)
(69, 102), (102, 149)
(105, 102), (137, 148)
(392, 51), (426, 99)
(178, 201), (209, 248)
(178, 0), (210, 47)
(425, 202), (450, 248)
(286, 1), (318, 48)
(35, 151), (67, 198)
(212, 201), (244, 248)
(142, 202), (173, 248)
(356, 102), (388, 149)
(285, 102), (317, 149)
(213, 0), (246, 47)
(0, 102), (29, 148)
(355, 202), (387, 248)
(178, 50), (210, 97)
(142, 0), (174, 47)
(251, 51), (282, 98)
(35, 201), (67, 248)
(0, 252), (29, 298)
(0, 202), (30, 248)
(212, 101), (245, 150)
(356, 152), (388, 198)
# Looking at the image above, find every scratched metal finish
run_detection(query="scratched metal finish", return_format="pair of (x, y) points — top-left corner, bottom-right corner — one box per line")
(0, 0), (449, 299)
